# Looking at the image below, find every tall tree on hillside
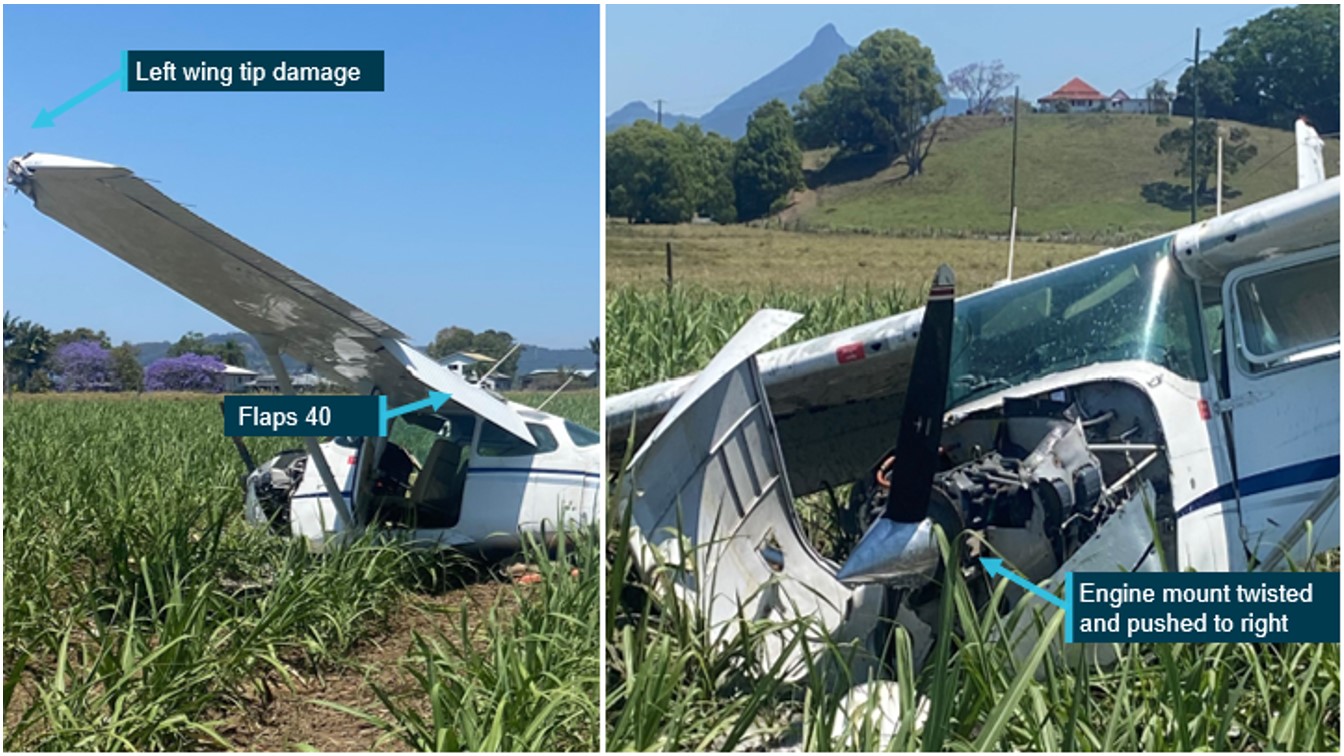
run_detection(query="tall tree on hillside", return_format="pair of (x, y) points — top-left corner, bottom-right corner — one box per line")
(1145, 79), (1172, 113)
(794, 29), (945, 175)
(732, 100), (805, 220)
(1173, 5), (1339, 133)
(110, 342), (145, 392)
(1155, 120), (1258, 198)
(947, 60), (1019, 115)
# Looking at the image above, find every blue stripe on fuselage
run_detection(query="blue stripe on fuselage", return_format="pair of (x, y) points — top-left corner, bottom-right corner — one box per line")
(1175, 455), (1340, 519)
(468, 467), (600, 478)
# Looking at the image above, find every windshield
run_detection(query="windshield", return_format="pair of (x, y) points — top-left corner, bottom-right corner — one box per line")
(948, 235), (1206, 409)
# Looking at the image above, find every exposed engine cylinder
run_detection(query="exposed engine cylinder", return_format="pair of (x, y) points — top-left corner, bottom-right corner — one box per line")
(933, 418), (1104, 567)
(247, 451), (307, 534)
(848, 412), (1107, 578)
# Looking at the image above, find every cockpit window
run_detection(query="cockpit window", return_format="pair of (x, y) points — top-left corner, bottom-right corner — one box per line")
(1234, 254), (1339, 364)
(948, 235), (1207, 408)
(477, 421), (558, 457)
(564, 420), (600, 447)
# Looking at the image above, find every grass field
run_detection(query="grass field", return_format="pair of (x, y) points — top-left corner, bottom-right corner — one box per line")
(3, 390), (598, 751)
(607, 507), (1339, 751)
(608, 222), (1097, 294)
(792, 113), (1340, 240)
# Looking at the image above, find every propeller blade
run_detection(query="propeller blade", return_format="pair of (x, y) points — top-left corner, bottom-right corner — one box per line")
(884, 263), (955, 522)
(836, 264), (955, 586)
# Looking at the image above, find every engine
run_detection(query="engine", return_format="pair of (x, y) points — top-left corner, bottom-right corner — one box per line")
(845, 382), (1168, 587)
(245, 450), (307, 535)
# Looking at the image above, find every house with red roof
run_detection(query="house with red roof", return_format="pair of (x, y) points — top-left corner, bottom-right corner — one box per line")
(1038, 77), (1107, 111)
(1038, 77), (1171, 114)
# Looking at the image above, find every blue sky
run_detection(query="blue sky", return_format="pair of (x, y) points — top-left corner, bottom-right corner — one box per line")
(4, 5), (599, 348)
(607, 4), (1288, 116)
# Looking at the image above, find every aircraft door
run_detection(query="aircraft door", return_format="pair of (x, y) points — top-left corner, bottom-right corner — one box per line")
(457, 420), (566, 545)
(1221, 246), (1340, 565)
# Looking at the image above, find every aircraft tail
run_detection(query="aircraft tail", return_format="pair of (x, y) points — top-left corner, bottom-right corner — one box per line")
(1296, 117), (1326, 189)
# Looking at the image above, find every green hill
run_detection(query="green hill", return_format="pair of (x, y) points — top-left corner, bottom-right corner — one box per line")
(793, 113), (1339, 243)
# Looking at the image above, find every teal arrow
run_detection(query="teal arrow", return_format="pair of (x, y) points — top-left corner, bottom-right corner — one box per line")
(377, 391), (451, 435)
(33, 65), (126, 128)
(980, 557), (1066, 610)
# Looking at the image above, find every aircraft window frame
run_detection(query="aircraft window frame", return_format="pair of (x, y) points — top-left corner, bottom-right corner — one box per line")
(1227, 245), (1340, 373)
(476, 421), (558, 457)
(947, 235), (1207, 409)
(564, 420), (600, 447)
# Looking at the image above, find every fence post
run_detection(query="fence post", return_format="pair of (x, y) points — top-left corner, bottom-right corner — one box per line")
(665, 242), (674, 290)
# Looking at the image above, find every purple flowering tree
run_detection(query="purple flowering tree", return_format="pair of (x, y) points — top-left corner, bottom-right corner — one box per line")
(145, 353), (225, 392)
(53, 340), (116, 391)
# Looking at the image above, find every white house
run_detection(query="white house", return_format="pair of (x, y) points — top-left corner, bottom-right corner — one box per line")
(436, 351), (496, 379)
(220, 364), (259, 392)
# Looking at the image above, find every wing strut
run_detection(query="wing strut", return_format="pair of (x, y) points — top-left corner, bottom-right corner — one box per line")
(262, 345), (356, 532)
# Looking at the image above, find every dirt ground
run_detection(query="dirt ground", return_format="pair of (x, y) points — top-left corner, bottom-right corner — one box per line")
(224, 580), (517, 752)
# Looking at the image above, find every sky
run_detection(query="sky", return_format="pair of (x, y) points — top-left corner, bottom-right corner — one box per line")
(607, 4), (1288, 117)
(3, 5), (599, 348)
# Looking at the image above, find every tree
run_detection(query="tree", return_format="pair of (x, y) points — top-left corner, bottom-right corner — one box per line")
(4, 313), (52, 392)
(589, 337), (600, 372)
(167, 331), (211, 358)
(52, 340), (115, 391)
(145, 353), (225, 392)
(472, 329), (523, 379)
(52, 327), (111, 349)
(1173, 5), (1339, 133)
(793, 29), (945, 175)
(427, 326), (522, 379)
(947, 60), (1019, 115)
(606, 120), (738, 224)
(606, 120), (702, 223)
(215, 339), (247, 368)
(1145, 79), (1172, 114)
(110, 342), (145, 392)
(675, 124), (737, 223)
(1155, 120), (1258, 198)
(428, 326), (475, 359)
(732, 100), (805, 220)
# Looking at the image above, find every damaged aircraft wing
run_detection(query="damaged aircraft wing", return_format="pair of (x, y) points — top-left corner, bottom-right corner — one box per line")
(609, 306), (925, 496)
(619, 309), (886, 678)
(7, 152), (531, 442)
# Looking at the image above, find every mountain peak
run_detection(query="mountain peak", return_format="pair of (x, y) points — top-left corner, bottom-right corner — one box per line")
(812, 23), (843, 46)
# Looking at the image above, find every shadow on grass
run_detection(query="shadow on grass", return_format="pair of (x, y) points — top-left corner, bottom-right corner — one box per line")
(1140, 181), (1241, 212)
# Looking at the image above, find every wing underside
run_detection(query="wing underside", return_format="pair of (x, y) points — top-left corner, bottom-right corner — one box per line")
(608, 306), (922, 493)
(619, 310), (883, 676)
(8, 152), (531, 441)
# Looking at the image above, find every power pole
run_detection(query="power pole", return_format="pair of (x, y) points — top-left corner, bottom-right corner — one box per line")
(1006, 85), (1021, 283)
(1190, 27), (1200, 224)
(655, 98), (665, 127)
(1010, 85), (1019, 213)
